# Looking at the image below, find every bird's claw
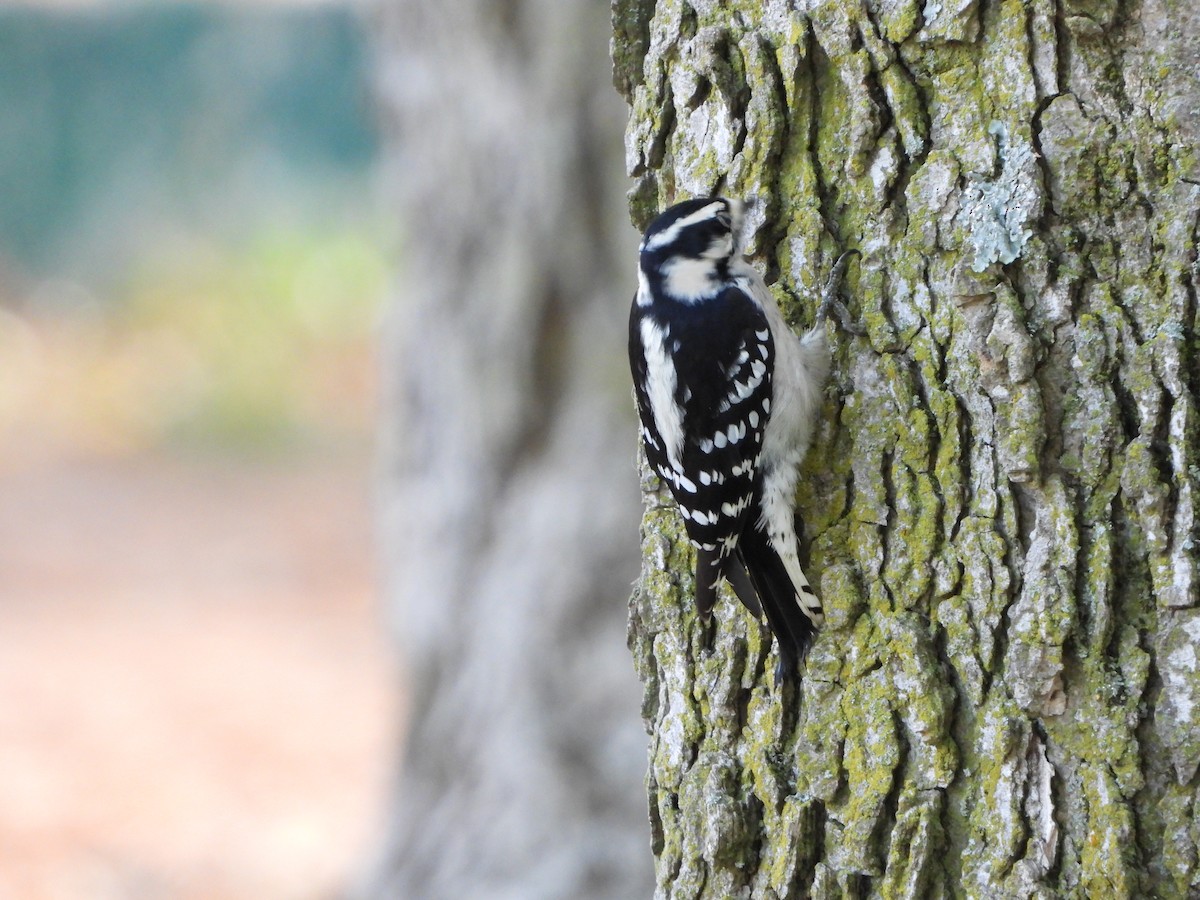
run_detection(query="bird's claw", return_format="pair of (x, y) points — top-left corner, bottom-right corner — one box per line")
(823, 297), (866, 336)
(816, 249), (866, 336)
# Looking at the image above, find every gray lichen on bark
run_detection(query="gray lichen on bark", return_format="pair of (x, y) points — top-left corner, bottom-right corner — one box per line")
(614, 0), (1200, 895)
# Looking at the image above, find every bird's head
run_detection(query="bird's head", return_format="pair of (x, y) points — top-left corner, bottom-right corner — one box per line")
(637, 197), (749, 304)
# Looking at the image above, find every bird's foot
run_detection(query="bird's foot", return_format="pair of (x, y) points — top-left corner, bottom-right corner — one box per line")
(816, 249), (866, 336)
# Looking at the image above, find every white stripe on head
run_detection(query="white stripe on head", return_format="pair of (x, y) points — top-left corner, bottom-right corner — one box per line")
(643, 201), (727, 252)
(702, 233), (734, 260)
(663, 256), (719, 301)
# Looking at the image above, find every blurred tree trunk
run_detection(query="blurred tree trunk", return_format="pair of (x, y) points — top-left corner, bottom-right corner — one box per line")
(363, 1), (653, 898)
(616, 0), (1199, 896)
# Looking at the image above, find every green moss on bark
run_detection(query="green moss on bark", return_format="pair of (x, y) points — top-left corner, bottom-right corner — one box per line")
(620, 0), (1200, 894)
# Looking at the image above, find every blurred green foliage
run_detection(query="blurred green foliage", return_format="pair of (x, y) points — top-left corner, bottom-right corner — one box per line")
(116, 227), (387, 452)
(0, 225), (387, 460)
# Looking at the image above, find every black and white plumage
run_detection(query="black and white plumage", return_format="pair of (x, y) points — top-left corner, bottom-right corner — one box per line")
(629, 197), (852, 682)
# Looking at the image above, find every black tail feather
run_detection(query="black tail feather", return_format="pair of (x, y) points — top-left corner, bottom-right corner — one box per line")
(694, 549), (764, 619)
(694, 547), (722, 618)
(736, 524), (816, 684)
(723, 557), (763, 617)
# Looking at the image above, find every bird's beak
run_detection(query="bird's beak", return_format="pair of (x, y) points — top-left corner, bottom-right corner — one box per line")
(732, 196), (759, 255)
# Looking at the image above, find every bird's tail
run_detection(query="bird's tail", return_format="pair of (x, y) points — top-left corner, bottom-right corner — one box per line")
(693, 547), (722, 619)
(694, 548), (764, 620)
(736, 523), (817, 685)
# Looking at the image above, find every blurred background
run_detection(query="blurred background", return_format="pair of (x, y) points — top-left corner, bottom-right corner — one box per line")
(0, 1), (396, 896)
(0, 0), (654, 896)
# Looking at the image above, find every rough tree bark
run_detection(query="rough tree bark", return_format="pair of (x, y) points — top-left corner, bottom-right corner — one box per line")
(615, 0), (1199, 896)
(362, 1), (653, 897)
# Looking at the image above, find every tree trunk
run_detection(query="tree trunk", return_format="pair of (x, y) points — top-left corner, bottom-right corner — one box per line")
(362, 1), (653, 897)
(615, 0), (1200, 896)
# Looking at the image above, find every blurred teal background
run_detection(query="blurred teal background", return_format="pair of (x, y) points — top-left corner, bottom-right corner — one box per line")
(0, 5), (396, 898)
(0, 1), (388, 456)
(0, 3), (376, 278)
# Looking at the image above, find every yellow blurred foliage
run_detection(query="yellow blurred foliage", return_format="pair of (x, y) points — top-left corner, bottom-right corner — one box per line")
(0, 228), (386, 468)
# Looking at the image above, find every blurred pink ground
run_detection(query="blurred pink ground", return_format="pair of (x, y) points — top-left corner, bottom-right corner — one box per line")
(0, 454), (398, 899)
